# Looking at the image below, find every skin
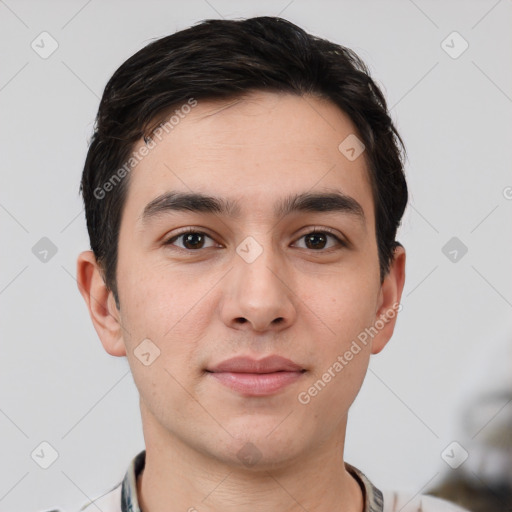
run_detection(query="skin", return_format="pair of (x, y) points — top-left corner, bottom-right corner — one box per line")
(77, 91), (406, 512)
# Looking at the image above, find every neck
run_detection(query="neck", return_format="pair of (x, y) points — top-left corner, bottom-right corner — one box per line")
(136, 405), (363, 512)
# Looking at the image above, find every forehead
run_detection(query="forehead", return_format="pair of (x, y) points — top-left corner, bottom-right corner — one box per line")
(122, 91), (374, 225)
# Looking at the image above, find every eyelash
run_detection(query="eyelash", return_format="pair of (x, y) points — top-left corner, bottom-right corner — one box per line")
(163, 227), (346, 251)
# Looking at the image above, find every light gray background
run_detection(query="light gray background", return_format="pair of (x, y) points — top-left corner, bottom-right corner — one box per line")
(1, 1), (511, 511)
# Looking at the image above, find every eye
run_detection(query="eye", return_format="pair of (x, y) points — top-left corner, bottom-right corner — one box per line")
(164, 230), (219, 250)
(293, 230), (344, 250)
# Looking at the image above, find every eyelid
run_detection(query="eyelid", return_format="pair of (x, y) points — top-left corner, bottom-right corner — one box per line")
(292, 226), (348, 248)
(163, 227), (221, 247)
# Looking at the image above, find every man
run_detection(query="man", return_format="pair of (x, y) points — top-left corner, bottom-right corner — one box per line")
(76, 16), (468, 512)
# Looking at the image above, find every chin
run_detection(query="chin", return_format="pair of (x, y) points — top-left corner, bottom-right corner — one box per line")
(207, 417), (313, 469)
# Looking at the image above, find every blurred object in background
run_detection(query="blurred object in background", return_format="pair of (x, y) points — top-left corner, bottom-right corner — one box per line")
(428, 327), (512, 511)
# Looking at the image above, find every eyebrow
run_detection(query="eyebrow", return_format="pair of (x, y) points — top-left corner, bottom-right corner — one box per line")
(139, 190), (365, 226)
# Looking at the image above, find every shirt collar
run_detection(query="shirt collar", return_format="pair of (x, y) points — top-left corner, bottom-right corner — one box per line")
(121, 450), (145, 512)
(121, 450), (383, 512)
(346, 461), (384, 512)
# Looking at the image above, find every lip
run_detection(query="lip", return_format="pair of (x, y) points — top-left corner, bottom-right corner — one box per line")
(206, 355), (306, 396)
(208, 355), (304, 374)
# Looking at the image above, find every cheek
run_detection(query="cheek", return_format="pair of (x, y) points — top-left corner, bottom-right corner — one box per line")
(299, 294), (374, 422)
(118, 261), (219, 375)
(117, 266), (213, 423)
(120, 261), (198, 336)
(298, 266), (379, 343)
(295, 265), (379, 408)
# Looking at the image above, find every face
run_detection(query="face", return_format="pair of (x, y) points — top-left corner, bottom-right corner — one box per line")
(78, 91), (405, 469)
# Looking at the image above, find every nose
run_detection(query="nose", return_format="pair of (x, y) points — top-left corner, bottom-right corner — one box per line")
(220, 242), (297, 333)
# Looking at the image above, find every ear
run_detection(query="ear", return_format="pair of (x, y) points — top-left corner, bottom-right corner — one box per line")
(76, 250), (126, 357)
(371, 244), (406, 355)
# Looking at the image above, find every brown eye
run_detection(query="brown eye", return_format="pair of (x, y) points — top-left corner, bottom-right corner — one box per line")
(165, 231), (217, 250)
(182, 232), (205, 249)
(294, 231), (342, 250)
(304, 232), (328, 249)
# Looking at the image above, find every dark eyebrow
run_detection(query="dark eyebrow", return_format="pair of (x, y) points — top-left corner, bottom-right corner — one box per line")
(275, 191), (365, 224)
(139, 192), (241, 225)
(139, 190), (365, 226)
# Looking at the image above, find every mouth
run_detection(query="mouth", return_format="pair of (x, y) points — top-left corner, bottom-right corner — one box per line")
(205, 355), (306, 396)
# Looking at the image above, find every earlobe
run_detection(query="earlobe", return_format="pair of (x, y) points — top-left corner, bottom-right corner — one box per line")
(76, 250), (127, 357)
(371, 244), (406, 355)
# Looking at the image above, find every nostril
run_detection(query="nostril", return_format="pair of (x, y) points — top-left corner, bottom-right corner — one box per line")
(272, 317), (284, 324)
(235, 317), (247, 324)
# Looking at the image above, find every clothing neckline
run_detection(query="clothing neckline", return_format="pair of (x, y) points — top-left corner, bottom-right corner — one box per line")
(121, 449), (383, 512)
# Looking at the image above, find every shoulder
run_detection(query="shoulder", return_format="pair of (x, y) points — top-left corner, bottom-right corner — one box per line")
(77, 482), (123, 512)
(382, 489), (470, 511)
